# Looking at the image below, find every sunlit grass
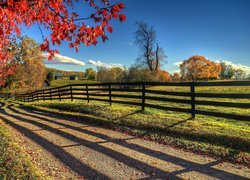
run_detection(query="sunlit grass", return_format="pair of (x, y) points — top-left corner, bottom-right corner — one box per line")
(49, 79), (98, 88)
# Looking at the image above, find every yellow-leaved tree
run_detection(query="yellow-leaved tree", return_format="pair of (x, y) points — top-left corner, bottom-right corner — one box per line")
(6, 37), (46, 93)
(180, 55), (221, 81)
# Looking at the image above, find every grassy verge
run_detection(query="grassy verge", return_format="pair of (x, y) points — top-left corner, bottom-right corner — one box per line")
(50, 79), (98, 87)
(0, 120), (48, 179)
(19, 100), (250, 165)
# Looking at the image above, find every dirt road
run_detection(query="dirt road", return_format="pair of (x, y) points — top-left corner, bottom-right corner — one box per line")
(0, 103), (249, 179)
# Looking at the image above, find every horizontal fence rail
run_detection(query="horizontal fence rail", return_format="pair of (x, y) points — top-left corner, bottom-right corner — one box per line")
(15, 81), (250, 121)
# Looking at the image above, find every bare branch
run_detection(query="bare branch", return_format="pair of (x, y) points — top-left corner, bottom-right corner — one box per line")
(134, 21), (167, 72)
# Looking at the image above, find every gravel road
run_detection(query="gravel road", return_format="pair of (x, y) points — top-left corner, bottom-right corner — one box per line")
(0, 103), (249, 179)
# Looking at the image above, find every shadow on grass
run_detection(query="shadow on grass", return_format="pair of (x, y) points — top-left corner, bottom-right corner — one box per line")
(37, 103), (109, 114)
(165, 118), (192, 128)
(1, 104), (248, 179)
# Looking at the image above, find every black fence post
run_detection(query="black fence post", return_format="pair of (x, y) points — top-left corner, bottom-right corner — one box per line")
(50, 89), (52, 101)
(109, 84), (112, 106)
(86, 85), (89, 103)
(142, 84), (146, 111)
(190, 82), (195, 119)
(43, 90), (45, 102)
(70, 85), (73, 102)
(58, 88), (61, 101)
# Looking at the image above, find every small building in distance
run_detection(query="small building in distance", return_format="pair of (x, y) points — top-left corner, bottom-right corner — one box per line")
(70, 75), (78, 80)
(54, 73), (63, 80)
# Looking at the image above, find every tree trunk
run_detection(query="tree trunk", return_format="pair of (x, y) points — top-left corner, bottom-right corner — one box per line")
(155, 43), (159, 72)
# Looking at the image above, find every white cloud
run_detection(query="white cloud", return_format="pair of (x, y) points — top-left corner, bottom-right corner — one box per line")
(43, 53), (85, 66)
(169, 62), (182, 74)
(124, 42), (134, 46)
(216, 60), (250, 75)
(128, 42), (134, 46)
(88, 59), (125, 70)
(174, 61), (182, 67)
(173, 69), (180, 74)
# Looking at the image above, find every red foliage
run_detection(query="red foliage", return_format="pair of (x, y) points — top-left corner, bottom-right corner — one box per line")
(0, 0), (126, 86)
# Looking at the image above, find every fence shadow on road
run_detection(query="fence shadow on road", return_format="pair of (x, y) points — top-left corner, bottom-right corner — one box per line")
(0, 104), (248, 179)
(12, 103), (250, 154)
(0, 107), (108, 179)
(1, 105), (177, 179)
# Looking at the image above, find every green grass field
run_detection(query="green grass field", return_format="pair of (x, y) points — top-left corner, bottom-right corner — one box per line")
(17, 84), (250, 165)
(49, 79), (98, 87)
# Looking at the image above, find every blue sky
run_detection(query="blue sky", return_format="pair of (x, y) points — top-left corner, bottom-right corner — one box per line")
(25, 0), (250, 73)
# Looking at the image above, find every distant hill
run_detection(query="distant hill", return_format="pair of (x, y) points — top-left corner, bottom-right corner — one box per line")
(46, 68), (85, 79)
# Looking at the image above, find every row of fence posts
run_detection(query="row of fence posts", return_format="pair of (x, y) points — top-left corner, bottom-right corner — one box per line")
(14, 83), (197, 119)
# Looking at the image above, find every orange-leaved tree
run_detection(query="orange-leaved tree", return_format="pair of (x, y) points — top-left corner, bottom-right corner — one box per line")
(158, 70), (171, 82)
(180, 55), (221, 81)
(0, 0), (126, 86)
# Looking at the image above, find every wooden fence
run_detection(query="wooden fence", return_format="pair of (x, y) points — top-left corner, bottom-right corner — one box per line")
(0, 93), (14, 99)
(15, 81), (250, 121)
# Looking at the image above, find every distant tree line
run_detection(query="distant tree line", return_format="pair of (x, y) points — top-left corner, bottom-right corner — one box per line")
(219, 62), (247, 80)
(91, 55), (248, 84)
(96, 66), (171, 83)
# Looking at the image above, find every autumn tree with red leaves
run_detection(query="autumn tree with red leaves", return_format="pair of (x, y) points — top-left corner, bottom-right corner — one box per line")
(0, 0), (126, 86)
